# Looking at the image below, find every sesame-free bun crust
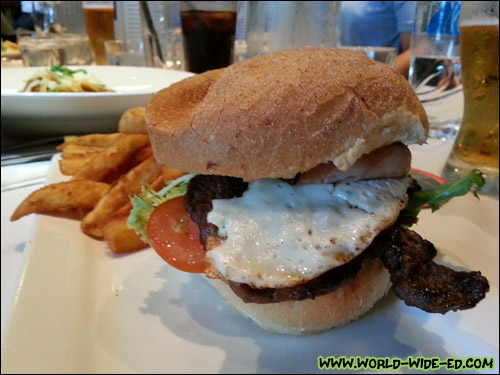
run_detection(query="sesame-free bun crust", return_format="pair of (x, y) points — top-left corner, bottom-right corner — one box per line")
(147, 47), (428, 180)
(204, 257), (391, 335)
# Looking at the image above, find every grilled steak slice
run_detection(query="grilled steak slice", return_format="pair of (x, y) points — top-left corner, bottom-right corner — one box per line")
(226, 245), (377, 303)
(373, 225), (489, 313)
(185, 175), (248, 248)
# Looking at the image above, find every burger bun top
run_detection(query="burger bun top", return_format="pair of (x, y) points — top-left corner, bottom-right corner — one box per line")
(147, 47), (428, 181)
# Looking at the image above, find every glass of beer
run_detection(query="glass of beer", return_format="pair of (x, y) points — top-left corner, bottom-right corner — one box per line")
(82, 1), (115, 65)
(180, 1), (237, 73)
(443, 1), (499, 194)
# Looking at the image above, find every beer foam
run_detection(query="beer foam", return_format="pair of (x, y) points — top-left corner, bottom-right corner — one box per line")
(82, 4), (113, 10)
(460, 18), (499, 27)
(460, 2), (499, 27)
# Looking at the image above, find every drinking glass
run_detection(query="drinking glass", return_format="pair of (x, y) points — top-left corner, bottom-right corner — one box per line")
(82, 1), (115, 65)
(244, 1), (340, 59)
(339, 46), (397, 67)
(18, 32), (93, 67)
(408, 1), (463, 140)
(32, 1), (55, 34)
(442, 1), (499, 194)
(139, 1), (184, 70)
(105, 40), (146, 66)
(180, 1), (237, 73)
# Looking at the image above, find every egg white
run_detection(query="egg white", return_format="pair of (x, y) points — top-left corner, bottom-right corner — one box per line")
(207, 178), (411, 288)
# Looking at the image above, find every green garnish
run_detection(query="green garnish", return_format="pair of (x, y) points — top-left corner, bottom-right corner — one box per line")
(1, 40), (6, 52)
(402, 170), (485, 221)
(128, 173), (196, 243)
(50, 65), (87, 76)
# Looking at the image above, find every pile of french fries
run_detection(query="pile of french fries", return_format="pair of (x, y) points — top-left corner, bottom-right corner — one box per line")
(10, 107), (185, 254)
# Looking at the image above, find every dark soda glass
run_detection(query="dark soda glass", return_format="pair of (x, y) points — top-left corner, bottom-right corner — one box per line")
(181, 10), (237, 73)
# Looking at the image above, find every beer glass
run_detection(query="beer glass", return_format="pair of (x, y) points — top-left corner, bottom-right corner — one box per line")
(82, 1), (115, 65)
(443, 1), (499, 194)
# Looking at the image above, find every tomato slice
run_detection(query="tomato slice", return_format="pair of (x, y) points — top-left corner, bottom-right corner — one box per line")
(147, 196), (206, 273)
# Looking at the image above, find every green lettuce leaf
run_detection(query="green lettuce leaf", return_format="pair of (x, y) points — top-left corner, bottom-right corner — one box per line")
(128, 173), (196, 243)
(401, 169), (485, 222)
(50, 65), (87, 76)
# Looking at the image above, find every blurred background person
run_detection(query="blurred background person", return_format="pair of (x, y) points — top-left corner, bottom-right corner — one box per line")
(340, 1), (417, 77)
(1, 1), (25, 42)
(17, 1), (35, 30)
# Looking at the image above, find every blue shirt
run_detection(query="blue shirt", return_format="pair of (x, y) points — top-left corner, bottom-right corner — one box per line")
(340, 1), (416, 51)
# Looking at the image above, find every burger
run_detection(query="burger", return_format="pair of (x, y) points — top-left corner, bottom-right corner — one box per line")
(129, 48), (489, 335)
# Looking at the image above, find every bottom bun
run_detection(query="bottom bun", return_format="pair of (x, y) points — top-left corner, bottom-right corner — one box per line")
(203, 257), (391, 335)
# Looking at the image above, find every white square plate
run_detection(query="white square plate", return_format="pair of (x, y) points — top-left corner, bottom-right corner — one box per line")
(1, 154), (498, 373)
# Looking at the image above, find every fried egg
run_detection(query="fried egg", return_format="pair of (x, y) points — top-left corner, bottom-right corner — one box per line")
(207, 177), (411, 288)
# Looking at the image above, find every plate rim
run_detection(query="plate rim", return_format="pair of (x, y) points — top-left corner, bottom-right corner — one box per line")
(0, 67), (194, 137)
(1, 66), (194, 97)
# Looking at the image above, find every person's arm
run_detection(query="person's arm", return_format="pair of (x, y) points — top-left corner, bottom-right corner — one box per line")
(394, 32), (411, 78)
(392, 1), (416, 78)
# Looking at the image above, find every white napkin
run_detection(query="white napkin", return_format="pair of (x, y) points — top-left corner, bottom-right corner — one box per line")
(1, 161), (50, 191)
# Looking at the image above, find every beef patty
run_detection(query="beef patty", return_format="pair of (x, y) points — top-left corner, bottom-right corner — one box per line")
(184, 175), (489, 314)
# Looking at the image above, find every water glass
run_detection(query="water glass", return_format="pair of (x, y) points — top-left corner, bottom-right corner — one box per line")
(18, 32), (93, 67)
(408, 1), (462, 140)
(244, 1), (340, 59)
(104, 40), (146, 66)
(339, 46), (397, 67)
(139, 1), (184, 70)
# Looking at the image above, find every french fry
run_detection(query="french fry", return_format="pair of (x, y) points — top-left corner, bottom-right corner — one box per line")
(72, 134), (149, 182)
(60, 150), (102, 160)
(57, 133), (123, 150)
(58, 144), (105, 155)
(118, 106), (147, 134)
(132, 146), (153, 164)
(161, 166), (186, 183)
(105, 174), (163, 217)
(112, 200), (134, 217)
(59, 135), (77, 145)
(10, 181), (110, 221)
(100, 173), (179, 253)
(81, 155), (162, 238)
(101, 174), (168, 253)
(59, 154), (97, 176)
(151, 174), (166, 191)
(12, 131), (167, 254)
(103, 214), (148, 254)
